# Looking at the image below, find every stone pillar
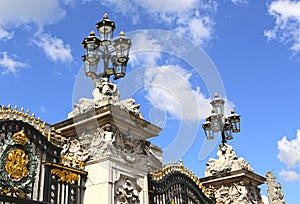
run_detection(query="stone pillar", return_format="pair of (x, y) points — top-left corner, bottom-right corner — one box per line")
(54, 104), (162, 204)
(200, 144), (265, 204)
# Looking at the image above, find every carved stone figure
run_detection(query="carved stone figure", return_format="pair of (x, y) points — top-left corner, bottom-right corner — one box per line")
(205, 144), (253, 177)
(78, 123), (151, 167)
(90, 123), (116, 157)
(120, 98), (144, 119)
(61, 139), (90, 170)
(265, 171), (286, 204)
(68, 78), (144, 119)
(93, 77), (120, 105)
(68, 98), (94, 118)
(114, 175), (141, 204)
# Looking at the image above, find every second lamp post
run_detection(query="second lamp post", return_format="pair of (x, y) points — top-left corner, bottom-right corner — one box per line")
(202, 93), (241, 144)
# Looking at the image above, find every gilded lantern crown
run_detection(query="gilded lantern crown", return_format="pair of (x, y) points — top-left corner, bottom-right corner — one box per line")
(81, 31), (101, 49)
(13, 129), (28, 146)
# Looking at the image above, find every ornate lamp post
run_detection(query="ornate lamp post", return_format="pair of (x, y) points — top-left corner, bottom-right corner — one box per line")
(202, 93), (241, 144)
(82, 13), (132, 81)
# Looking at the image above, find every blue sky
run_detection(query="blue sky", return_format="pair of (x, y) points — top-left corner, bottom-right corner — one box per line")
(1, 0), (300, 203)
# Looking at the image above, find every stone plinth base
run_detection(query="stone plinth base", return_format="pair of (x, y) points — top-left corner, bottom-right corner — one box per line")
(200, 170), (265, 204)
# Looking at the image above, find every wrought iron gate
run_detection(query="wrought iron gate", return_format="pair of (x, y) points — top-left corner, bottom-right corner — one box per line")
(148, 161), (215, 204)
(0, 107), (87, 204)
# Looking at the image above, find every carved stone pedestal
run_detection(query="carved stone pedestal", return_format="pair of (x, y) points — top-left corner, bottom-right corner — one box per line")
(54, 104), (162, 204)
(201, 169), (265, 204)
(201, 144), (265, 204)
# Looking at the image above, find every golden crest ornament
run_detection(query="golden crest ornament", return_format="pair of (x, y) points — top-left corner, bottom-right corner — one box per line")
(5, 148), (29, 180)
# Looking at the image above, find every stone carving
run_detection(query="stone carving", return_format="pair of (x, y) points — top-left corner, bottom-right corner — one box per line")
(79, 123), (151, 167)
(0, 129), (37, 198)
(114, 175), (141, 204)
(68, 77), (143, 119)
(61, 139), (90, 170)
(213, 181), (262, 204)
(265, 171), (286, 204)
(120, 99), (144, 119)
(205, 144), (253, 177)
(68, 98), (94, 118)
(93, 77), (120, 105)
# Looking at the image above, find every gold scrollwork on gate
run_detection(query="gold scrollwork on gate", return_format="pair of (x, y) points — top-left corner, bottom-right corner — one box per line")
(50, 168), (79, 184)
(5, 148), (29, 180)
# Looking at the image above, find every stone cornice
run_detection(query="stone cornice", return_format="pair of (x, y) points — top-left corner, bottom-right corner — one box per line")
(53, 104), (162, 140)
(200, 169), (266, 187)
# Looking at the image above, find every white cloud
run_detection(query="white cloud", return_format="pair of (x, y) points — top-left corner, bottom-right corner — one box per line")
(277, 130), (300, 168)
(277, 130), (300, 182)
(130, 31), (162, 67)
(32, 33), (73, 63)
(144, 65), (212, 121)
(279, 170), (300, 181)
(139, 0), (197, 13)
(0, 27), (14, 41)
(101, 0), (216, 45)
(0, 52), (28, 75)
(265, 0), (300, 52)
(0, 0), (74, 65)
(264, 29), (276, 40)
(128, 30), (234, 121)
(40, 106), (47, 113)
(231, 0), (248, 5)
(0, 0), (66, 34)
(175, 16), (213, 45)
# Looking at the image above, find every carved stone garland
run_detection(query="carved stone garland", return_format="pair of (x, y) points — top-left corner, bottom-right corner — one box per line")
(79, 123), (150, 166)
(61, 138), (90, 170)
(0, 129), (37, 198)
(114, 175), (141, 204)
(213, 181), (262, 204)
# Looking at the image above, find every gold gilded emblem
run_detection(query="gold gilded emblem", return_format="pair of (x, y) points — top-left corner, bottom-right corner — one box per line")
(12, 129), (28, 146)
(51, 168), (79, 184)
(5, 148), (29, 180)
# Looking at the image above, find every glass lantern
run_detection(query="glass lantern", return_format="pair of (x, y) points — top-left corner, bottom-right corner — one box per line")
(228, 110), (241, 133)
(96, 13), (116, 43)
(82, 31), (101, 78)
(223, 121), (233, 140)
(113, 31), (131, 63)
(112, 61), (127, 80)
(210, 109), (221, 132)
(202, 121), (214, 140)
(210, 93), (225, 115)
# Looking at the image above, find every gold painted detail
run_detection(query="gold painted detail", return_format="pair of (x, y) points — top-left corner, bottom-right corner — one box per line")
(0, 187), (26, 198)
(151, 159), (215, 199)
(12, 129), (28, 146)
(51, 168), (79, 184)
(0, 105), (64, 147)
(5, 148), (29, 180)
